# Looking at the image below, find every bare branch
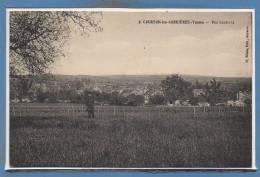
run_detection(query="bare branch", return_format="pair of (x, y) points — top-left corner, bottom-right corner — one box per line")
(9, 11), (103, 76)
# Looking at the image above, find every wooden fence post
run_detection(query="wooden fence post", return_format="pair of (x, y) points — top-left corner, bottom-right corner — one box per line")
(12, 106), (15, 117)
(96, 107), (99, 118)
(113, 106), (116, 116)
(19, 108), (21, 118)
(72, 105), (74, 118)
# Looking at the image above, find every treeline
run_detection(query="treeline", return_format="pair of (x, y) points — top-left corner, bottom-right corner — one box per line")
(10, 74), (252, 106)
(36, 90), (145, 106)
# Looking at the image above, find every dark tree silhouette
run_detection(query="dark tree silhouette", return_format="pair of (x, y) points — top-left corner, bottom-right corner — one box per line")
(161, 74), (192, 103)
(9, 11), (103, 76)
(149, 94), (165, 105)
(205, 78), (221, 105)
(9, 11), (102, 101)
(126, 94), (145, 106)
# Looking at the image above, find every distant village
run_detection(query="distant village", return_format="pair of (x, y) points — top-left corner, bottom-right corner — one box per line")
(10, 75), (252, 107)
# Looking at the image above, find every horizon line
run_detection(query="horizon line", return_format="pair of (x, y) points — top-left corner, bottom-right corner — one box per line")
(51, 73), (252, 78)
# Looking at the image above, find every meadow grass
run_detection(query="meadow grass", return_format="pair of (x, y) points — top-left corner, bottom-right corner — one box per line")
(9, 108), (252, 168)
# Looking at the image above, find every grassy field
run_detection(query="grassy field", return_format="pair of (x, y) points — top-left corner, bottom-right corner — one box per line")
(9, 104), (252, 168)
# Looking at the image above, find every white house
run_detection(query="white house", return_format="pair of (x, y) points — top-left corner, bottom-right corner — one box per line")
(198, 102), (210, 107)
(76, 89), (84, 95)
(237, 91), (251, 102)
(227, 100), (235, 106)
(193, 89), (205, 97)
(182, 100), (191, 106)
(227, 91), (251, 107)
(174, 100), (182, 106)
(234, 100), (246, 107)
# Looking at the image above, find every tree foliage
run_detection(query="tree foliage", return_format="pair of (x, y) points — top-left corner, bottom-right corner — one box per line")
(205, 78), (221, 105)
(161, 74), (192, 102)
(126, 94), (145, 106)
(10, 77), (33, 101)
(149, 94), (165, 105)
(109, 92), (127, 106)
(9, 11), (103, 76)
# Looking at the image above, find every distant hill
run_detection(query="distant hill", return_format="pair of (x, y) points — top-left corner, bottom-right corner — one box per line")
(54, 74), (251, 84)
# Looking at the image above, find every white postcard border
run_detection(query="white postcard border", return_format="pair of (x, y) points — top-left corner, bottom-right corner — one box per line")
(5, 8), (256, 171)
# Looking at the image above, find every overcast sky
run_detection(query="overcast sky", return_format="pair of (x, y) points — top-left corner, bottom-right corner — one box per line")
(53, 11), (252, 77)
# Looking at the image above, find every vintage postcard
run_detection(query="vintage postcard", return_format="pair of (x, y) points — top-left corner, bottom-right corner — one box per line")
(6, 8), (255, 170)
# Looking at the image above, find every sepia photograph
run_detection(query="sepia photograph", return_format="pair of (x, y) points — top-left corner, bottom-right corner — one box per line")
(6, 9), (254, 169)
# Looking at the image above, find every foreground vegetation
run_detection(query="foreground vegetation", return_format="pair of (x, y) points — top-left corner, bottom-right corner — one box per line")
(10, 107), (251, 168)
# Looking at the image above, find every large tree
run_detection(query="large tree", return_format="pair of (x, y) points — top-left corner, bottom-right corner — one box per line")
(205, 78), (221, 105)
(9, 11), (102, 101)
(161, 74), (192, 103)
(9, 11), (103, 76)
